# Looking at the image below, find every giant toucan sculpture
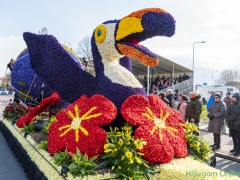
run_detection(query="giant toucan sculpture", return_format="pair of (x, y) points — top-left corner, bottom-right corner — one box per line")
(23, 8), (176, 129)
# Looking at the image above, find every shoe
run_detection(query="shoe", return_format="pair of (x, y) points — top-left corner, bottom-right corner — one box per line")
(230, 149), (237, 153)
(215, 146), (221, 151)
(233, 151), (240, 156)
(210, 144), (216, 151)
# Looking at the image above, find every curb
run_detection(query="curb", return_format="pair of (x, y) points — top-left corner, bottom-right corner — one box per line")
(199, 128), (229, 135)
(215, 151), (240, 163)
(199, 128), (240, 162)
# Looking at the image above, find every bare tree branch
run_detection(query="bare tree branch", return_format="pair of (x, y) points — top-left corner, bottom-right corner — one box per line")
(39, 27), (48, 34)
(216, 70), (240, 85)
(76, 36), (92, 61)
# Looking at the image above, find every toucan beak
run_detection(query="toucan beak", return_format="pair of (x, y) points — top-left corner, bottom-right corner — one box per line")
(115, 8), (175, 66)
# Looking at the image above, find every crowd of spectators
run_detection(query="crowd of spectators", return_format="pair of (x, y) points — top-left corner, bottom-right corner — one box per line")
(140, 73), (191, 92)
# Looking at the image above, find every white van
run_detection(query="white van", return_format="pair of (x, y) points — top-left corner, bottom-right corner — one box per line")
(195, 85), (239, 101)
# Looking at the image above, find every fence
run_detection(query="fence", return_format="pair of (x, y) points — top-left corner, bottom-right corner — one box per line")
(158, 78), (193, 94)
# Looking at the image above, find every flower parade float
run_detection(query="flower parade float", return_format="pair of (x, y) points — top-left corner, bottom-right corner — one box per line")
(1, 8), (240, 180)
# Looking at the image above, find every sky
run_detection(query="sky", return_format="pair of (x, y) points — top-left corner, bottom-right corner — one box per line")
(1, 0), (240, 85)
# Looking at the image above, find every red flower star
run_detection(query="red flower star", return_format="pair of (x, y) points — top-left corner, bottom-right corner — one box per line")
(121, 95), (188, 163)
(48, 94), (117, 158)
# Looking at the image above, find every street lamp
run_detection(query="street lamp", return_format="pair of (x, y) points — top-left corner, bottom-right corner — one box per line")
(193, 41), (206, 90)
(212, 71), (218, 85)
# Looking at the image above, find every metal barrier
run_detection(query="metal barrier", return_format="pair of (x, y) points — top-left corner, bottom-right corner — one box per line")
(158, 78), (193, 94)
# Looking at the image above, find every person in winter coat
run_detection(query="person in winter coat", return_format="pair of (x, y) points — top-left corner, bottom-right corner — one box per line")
(207, 94), (226, 150)
(159, 92), (169, 106)
(202, 97), (207, 105)
(177, 94), (189, 121)
(226, 93), (240, 156)
(224, 92), (232, 109)
(151, 87), (158, 95)
(222, 92), (232, 134)
(207, 91), (216, 110)
(166, 89), (174, 108)
(186, 91), (202, 136)
(174, 90), (178, 101)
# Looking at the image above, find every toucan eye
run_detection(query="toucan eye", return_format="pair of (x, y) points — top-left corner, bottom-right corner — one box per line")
(95, 24), (107, 43)
(98, 30), (102, 37)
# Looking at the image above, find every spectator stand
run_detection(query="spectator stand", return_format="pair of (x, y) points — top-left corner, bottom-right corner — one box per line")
(131, 53), (193, 95)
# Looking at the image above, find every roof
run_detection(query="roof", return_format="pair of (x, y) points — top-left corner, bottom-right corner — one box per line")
(131, 53), (193, 75)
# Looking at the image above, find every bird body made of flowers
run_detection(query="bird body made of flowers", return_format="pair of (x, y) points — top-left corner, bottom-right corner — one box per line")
(121, 95), (188, 163)
(48, 94), (117, 158)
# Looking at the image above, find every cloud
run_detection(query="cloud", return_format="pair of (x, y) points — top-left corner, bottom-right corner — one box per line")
(1, 0), (240, 87)
(0, 36), (26, 77)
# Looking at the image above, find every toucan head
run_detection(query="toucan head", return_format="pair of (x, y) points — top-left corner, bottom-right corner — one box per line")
(93, 8), (175, 66)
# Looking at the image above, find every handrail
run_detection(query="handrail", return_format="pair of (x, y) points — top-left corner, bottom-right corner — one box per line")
(158, 78), (193, 94)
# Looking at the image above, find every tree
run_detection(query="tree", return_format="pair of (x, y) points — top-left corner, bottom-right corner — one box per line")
(216, 70), (240, 85)
(76, 36), (92, 61)
(39, 27), (48, 34)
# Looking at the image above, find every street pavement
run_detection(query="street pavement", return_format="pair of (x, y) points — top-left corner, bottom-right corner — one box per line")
(0, 95), (28, 180)
(0, 95), (239, 179)
(199, 122), (240, 164)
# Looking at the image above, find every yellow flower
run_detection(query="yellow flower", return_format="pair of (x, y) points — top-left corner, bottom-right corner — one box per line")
(104, 149), (112, 153)
(118, 139), (123, 147)
(134, 139), (147, 150)
(143, 163), (150, 169)
(104, 144), (109, 149)
(116, 132), (123, 137)
(129, 177), (133, 180)
(123, 125), (132, 131)
(204, 144), (209, 150)
(135, 157), (142, 164)
(196, 141), (201, 147)
(107, 143), (115, 147)
(129, 158), (134, 164)
(118, 166), (121, 169)
(112, 166), (115, 170)
(125, 151), (133, 158)
(125, 131), (131, 140)
(111, 149), (117, 156)
(138, 152), (144, 156)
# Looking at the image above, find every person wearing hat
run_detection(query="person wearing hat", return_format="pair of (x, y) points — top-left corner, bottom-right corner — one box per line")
(151, 87), (158, 95)
(222, 92), (232, 134)
(177, 94), (189, 121)
(207, 91), (216, 110)
(207, 94), (227, 150)
(185, 91), (202, 136)
(226, 93), (240, 156)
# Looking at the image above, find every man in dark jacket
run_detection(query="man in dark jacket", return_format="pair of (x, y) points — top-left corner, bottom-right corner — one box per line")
(226, 93), (240, 156)
(174, 90), (178, 101)
(186, 91), (202, 136)
(207, 94), (226, 150)
(222, 92), (232, 134)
